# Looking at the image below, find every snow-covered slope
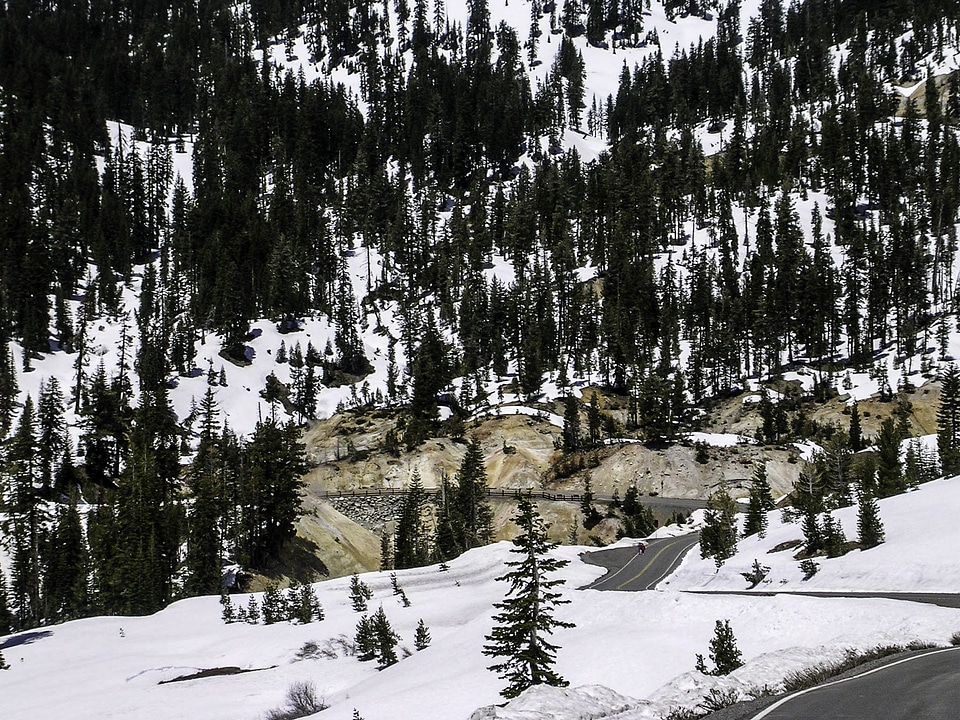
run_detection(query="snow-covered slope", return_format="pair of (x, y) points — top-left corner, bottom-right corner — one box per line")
(5, 477), (960, 720)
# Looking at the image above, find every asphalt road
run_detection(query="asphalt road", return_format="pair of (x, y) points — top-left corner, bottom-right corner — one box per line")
(684, 590), (960, 608)
(583, 540), (960, 719)
(581, 533), (701, 591)
(749, 646), (960, 720)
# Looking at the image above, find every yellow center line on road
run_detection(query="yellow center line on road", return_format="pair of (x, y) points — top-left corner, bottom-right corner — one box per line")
(615, 535), (695, 591)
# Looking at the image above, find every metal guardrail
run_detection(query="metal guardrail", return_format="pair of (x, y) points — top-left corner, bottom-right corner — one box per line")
(317, 488), (584, 502)
(316, 488), (708, 510)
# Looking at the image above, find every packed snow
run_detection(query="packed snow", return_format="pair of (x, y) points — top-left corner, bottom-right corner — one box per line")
(5, 476), (960, 720)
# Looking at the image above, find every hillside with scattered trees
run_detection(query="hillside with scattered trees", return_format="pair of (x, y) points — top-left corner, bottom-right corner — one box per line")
(3, 0), (960, 632)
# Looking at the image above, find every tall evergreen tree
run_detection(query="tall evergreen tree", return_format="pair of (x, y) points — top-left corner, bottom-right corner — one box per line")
(453, 439), (493, 551)
(743, 464), (775, 537)
(0, 336), (18, 438)
(857, 477), (885, 549)
(240, 413), (307, 568)
(937, 364), (960, 477)
(700, 485), (738, 567)
(0, 567), (15, 635)
(483, 494), (574, 699)
(875, 417), (905, 498)
(43, 500), (90, 623)
(104, 387), (183, 615)
(562, 395), (581, 452)
(5, 397), (44, 628)
(371, 606), (401, 668)
(36, 377), (67, 494)
(848, 401), (864, 452)
(395, 469), (430, 569)
(185, 393), (224, 596)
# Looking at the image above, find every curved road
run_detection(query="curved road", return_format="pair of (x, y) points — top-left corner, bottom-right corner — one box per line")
(581, 533), (700, 591)
(750, 646), (960, 720)
(583, 539), (960, 718)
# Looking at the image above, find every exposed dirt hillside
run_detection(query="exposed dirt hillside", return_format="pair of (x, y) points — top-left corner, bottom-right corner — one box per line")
(287, 377), (943, 579)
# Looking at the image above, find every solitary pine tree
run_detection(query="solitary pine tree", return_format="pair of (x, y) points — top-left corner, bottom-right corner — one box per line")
(380, 530), (394, 571)
(696, 619), (743, 676)
(355, 614), (378, 661)
(848, 401), (864, 452)
(454, 439), (493, 551)
(483, 494), (574, 699)
(875, 417), (905, 497)
(700, 485), (738, 567)
(742, 465), (775, 537)
(395, 470), (429, 569)
(562, 395), (580, 452)
(371, 606), (400, 668)
(857, 479), (885, 549)
(938, 364), (960, 476)
(414, 618), (431, 650)
(350, 573), (373, 612)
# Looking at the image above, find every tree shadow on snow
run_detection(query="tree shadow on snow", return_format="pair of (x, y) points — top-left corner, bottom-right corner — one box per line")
(2, 630), (53, 649)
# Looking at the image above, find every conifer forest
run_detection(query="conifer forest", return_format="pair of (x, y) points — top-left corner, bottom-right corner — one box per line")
(3, 0), (960, 631)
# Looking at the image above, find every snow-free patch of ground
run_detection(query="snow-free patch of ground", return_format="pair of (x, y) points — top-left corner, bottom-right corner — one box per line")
(6, 478), (960, 720)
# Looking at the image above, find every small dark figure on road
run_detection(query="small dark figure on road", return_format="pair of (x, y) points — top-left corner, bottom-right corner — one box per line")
(637, 542), (647, 555)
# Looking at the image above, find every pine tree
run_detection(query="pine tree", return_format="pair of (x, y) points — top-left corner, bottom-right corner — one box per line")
(848, 401), (864, 452)
(395, 470), (429, 569)
(857, 479), (885, 549)
(6, 397), (44, 628)
(562, 395), (581, 452)
(245, 594), (261, 624)
(700, 485), (738, 567)
(697, 619), (743, 676)
(350, 573), (373, 612)
(36, 376), (67, 492)
(0, 568), (14, 635)
(220, 592), (236, 623)
(414, 618), (432, 650)
(286, 582), (323, 623)
(380, 531), (394, 571)
(822, 512), (847, 558)
(816, 431), (853, 506)
(620, 484), (655, 538)
(875, 417), (905, 498)
(0, 647), (8, 670)
(938, 364), (960, 476)
(580, 475), (601, 529)
(453, 439), (493, 551)
(743, 465), (774, 538)
(104, 387), (182, 615)
(431, 473), (462, 562)
(240, 414), (307, 567)
(261, 583), (286, 624)
(355, 614), (378, 661)
(185, 390), (223, 597)
(78, 361), (130, 487)
(43, 501), (90, 622)
(0, 336), (18, 438)
(371, 606), (400, 668)
(483, 494), (574, 699)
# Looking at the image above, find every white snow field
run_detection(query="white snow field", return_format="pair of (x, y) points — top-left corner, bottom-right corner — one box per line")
(5, 476), (960, 720)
